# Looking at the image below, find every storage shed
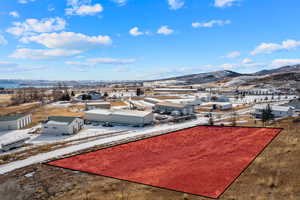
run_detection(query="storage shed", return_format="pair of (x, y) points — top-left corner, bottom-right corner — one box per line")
(0, 114), (32, 130)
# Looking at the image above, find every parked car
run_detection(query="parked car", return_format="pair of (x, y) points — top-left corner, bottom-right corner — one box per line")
(103, 122), (114, 127)
(155, 115), (168, 120)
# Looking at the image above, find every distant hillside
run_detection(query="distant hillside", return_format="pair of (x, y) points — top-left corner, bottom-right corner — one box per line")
(255, 64), (300, 76)
(157, 70), (243, 84)
(152, 64), (300, 85)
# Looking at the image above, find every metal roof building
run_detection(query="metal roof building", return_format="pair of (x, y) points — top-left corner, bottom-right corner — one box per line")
(154, 102), (194, 115)
(84, 109), (154, 126)
(42, 116), (84, 135)
(253, 105), (294, 118)
(0, 114), (32, 130)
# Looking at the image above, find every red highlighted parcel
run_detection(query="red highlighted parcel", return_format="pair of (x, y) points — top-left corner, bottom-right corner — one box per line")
(47, 126), (282, 198)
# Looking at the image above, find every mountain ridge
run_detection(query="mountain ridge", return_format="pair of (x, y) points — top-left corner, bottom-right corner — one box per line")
(151, 64), (300, 85)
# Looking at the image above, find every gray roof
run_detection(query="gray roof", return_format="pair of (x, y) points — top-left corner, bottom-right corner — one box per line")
(85, 109), (152, 117)
(0, 114), (27, 122)
(47, 116), (81, 124)
(283, 99), (300, 108)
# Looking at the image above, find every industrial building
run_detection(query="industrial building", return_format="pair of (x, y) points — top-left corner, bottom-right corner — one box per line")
(254, 105), (294, 118)
(144, 97), (164, 104)
(153, 88), (198, 93)
(166, 97), (202, 106)
(0, 114), (32, 130)
(154, 102), (194, 115)
(42, 116), (84, 135)
(84, 109), (154, 126)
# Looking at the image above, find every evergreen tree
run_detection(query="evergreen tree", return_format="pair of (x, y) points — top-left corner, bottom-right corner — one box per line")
(261, 104), (274, 126)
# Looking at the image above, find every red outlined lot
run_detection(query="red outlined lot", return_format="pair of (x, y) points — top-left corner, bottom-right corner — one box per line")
(47, 126), (282, 199)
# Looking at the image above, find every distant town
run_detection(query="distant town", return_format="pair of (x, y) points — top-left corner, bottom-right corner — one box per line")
(1, 63), (300, 199)
(0, 63), (299, 154)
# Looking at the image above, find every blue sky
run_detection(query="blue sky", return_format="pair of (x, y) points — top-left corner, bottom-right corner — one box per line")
(1, 0), (300, 80)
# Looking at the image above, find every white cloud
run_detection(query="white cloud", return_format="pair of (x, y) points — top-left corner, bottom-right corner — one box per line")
(129, 27), (144, 36)
(214, 0), (239, 8)
(242, 60), (262, 68)
(114, 66), (128, 72)
(157, 26), (174, 35)
(18, 0), (36, 4)
(16, 32), (111, 60)
(221, 51), (240, 58)
(20, 32), (112, 50)
(192, 20), (231, 28)
(208, 59), (262, 71)
(271, 59), (300, 68)
(111, 0), (127, 6)
(0, 35), (8, 46)
(282, 40), (300, 49)
(10, 48), (82, 60)
(66, 57), (136, 66)
(251, 43), (282, 55)
(9, 11), (20, 18)
(251, 39), (300, 55)
(218, 63), (237, 69)
(75, 4), (103, 15)
(168, 0), (185, 10)
(242, 58), (252, 64)
(0, 61), (18, 69)
(6, 17), (66, 36)
(0, 61), (48, 73)
(88, 58), (135, 65)
(66, 0), (103, 16)
(48, 5), (55, 12)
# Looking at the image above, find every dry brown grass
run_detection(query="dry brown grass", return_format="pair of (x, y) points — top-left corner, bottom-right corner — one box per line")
(0, 102), (41, 116)
(53, 118), (300, 200)
(0, 94), (12, 105)
(110, 101), (127, 106)
(1, 117), (300, 200)
(29, 105), (84, 127)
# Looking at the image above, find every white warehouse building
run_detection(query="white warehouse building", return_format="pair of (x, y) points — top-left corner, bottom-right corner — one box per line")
(154, 102), (194, 115)
(0, 114), (32, 130)
(42, 116), (84, 135)
(84, 109), (154, 126)
(254, 105), (294, 118)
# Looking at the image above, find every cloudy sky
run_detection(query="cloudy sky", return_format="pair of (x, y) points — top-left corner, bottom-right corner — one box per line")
(0, 0), (300, 80)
